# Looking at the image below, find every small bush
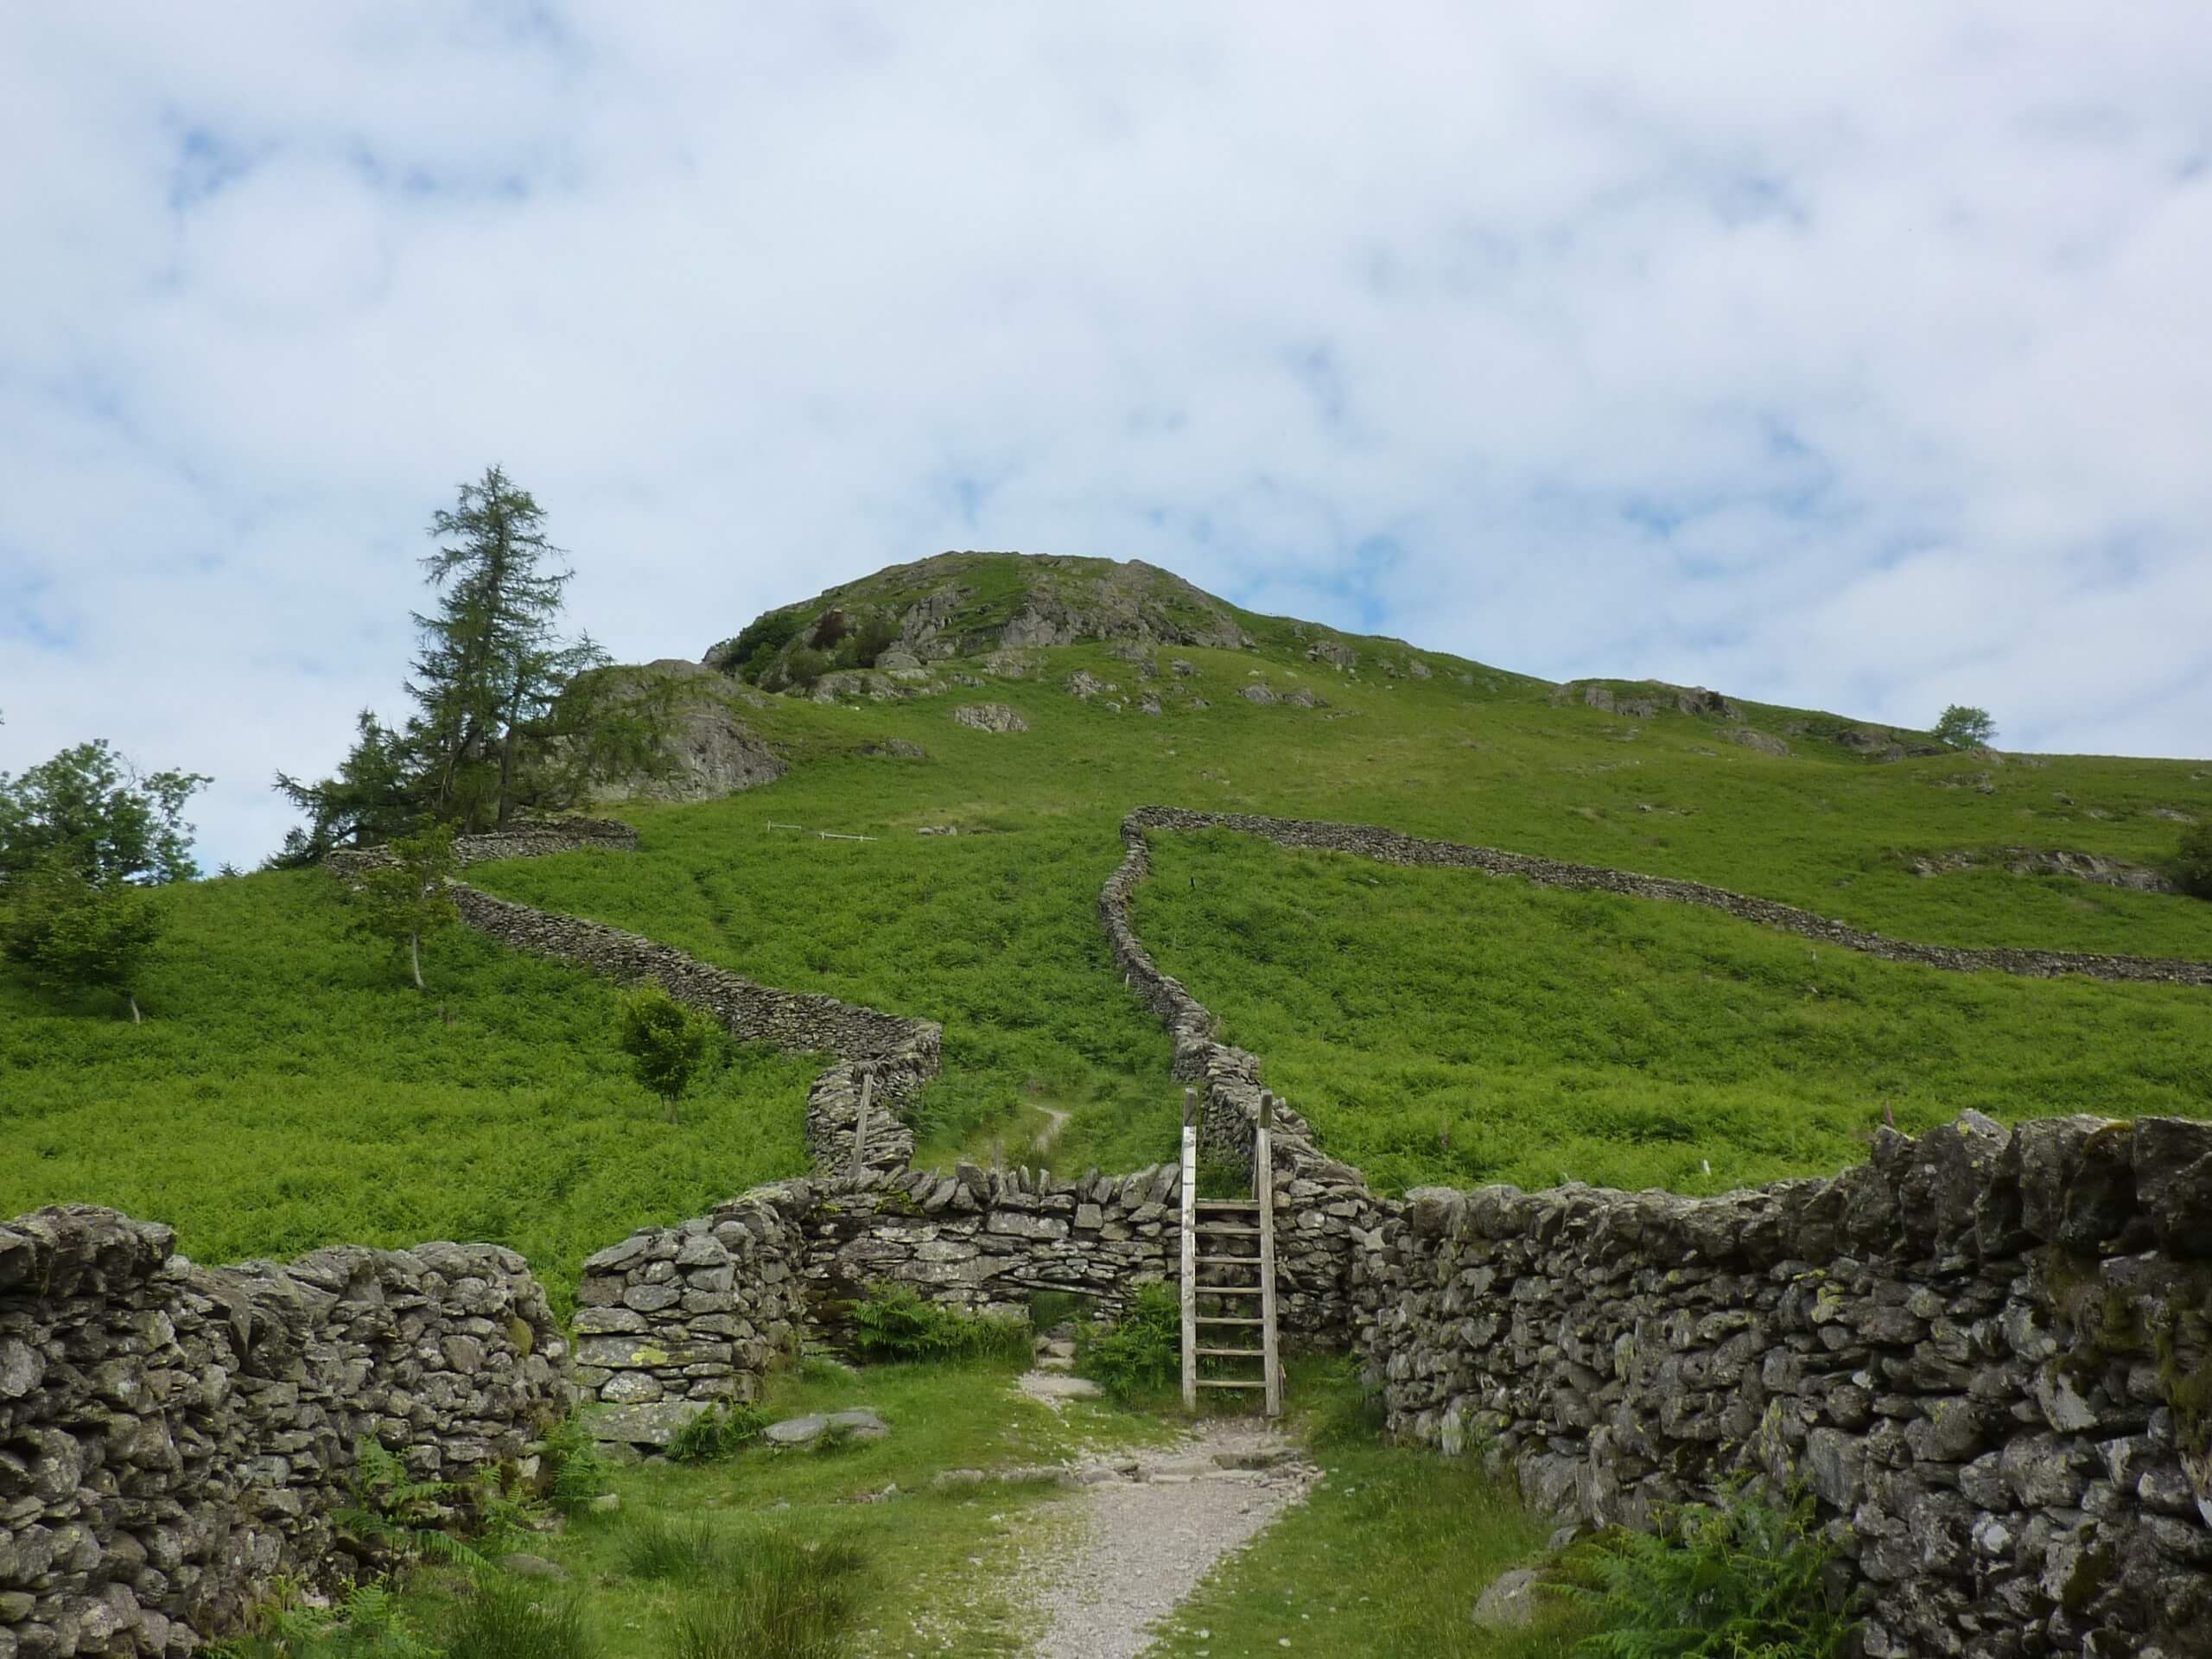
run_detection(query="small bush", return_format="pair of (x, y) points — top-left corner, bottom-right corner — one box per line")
(1561, 1491), (1851, 1659)
(852, 617), (899, 668)
(619, 1514), (729, 1583)
(849, 1283), (1030, 1363)
(667, 1401), (770, 1465)
(668, 1528), (865, 1659)
(711, 609), (803, 681)
(784, 649), (832, 692)
(2177, 823), (2212, 900)
(442, 1579), (596, 1659)
(1073, 1281), (1181, 1402)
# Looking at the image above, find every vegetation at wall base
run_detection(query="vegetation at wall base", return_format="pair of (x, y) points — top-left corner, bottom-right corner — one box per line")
(1073, 1281), (1183, 1402)
(848, 1281), (1032, 1363)
(1557, 1492), (1853, 1659)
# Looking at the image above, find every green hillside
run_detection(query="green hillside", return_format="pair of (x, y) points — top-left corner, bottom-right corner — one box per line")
(8, 553), (2210, 1290)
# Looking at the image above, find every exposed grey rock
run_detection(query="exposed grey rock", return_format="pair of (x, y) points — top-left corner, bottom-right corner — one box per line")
(1471, 1567), (1544, 1630)
(499, 1554), (566, 1581)
(593, 1401), (709, 1448)
(1239, 684), (1276, 705)
(952, 702), (1027, 734)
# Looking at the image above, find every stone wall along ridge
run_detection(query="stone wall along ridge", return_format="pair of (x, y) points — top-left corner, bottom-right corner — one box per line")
(1354, 1112), (2212, 1657)
(0, 1206), (571, 1659)
(1122, 805), (2212, 988)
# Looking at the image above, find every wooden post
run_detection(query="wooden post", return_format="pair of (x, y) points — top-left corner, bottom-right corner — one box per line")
(847, 1067), (875, 1181)
(1256, 1090), (1282, 1418)
(1180, 1087), (1199, 1412)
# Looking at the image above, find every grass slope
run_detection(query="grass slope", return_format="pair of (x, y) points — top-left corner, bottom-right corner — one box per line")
(12, 566), (2212, 1281)
(1135, 830), (2212, 1196)
(0, 868), (820, 1308)
(474, 632), (2212, 1181)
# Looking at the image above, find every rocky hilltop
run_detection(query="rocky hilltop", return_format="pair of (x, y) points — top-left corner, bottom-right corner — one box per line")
(704, 550), (1255, 679)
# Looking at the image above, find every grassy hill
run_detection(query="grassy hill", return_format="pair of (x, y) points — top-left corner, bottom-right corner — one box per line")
(7, 553), (2209, 1291)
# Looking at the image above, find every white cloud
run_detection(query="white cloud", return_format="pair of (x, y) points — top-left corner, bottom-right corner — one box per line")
(1, 2), (2207, 868)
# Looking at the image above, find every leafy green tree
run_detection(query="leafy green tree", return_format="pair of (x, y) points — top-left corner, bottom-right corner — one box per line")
(2177, 823), (2212, 900)
(0, 739), (205, 1020)
(2, 856), (168, 1021)
(346, 822), (461, 990)
(616, 981), (721, 1123)
(1933, 704), (1997, 749)
(0, 740), (208, 885)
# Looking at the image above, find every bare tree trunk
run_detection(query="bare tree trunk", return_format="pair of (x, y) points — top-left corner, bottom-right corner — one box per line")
(127, 991), (142, 1024)
(409, 932), (424, 991)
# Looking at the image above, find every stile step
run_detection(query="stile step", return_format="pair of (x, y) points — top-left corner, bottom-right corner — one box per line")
(1198, 1347), (1265, 1359)
(1195, 1315), (1265, 1326)
(1196, 1378), (1267, 1390)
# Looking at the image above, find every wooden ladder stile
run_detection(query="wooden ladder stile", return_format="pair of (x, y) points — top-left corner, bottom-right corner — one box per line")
(1179, 1085), (1284, 1418)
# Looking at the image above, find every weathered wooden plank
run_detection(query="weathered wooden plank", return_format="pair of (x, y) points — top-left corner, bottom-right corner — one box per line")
(1257, 1090), (1283, 1418)
(1180, 1087), (1199, 1412)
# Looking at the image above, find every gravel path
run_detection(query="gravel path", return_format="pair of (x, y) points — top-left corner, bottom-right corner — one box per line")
(1025, 1419), (1316, 1659)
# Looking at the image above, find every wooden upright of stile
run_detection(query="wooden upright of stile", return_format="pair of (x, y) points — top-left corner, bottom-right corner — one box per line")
(1179, 1086), (1283, 1416)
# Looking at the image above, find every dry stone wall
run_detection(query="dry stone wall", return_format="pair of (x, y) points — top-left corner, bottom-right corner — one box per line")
(1355, 1114), (2212, 1658)
(572, 1162), (1185, 1424)
(1124, 806), (2212, 988)
(0, 1207), (570, 1659)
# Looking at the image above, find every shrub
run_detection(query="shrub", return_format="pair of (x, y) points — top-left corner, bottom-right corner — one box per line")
(2177, 823), (2212, 900)
(668, 1527), (866, 1659)
(710, 609), (803, 681)
(667, 1401), (770, 1464)
(1073, 1281), (1181, 1402)
(810, 610), (850, 651)
(1561, 1491), (1851, 1659)
(784, 649), (832, 692)
(849, 1282), (1030, 1363)
(441, 1578), (596, 1659)
(852, 617), (900, 668)
(615, 981), (720, 1123)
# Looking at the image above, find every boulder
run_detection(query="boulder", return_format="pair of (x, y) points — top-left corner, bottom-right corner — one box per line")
(953, 703), (1027, 734)
(1471, 1567), (1544, 1630)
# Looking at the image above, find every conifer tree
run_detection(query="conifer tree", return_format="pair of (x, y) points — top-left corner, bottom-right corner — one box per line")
(412, 466), (604, 829)
(271, 466), (606, 861)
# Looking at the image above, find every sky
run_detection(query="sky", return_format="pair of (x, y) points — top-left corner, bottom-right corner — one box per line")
(3, 5), (2209, 871)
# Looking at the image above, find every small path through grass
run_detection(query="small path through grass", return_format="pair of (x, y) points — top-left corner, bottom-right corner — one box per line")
(1023, 1421), (1317, 1659)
